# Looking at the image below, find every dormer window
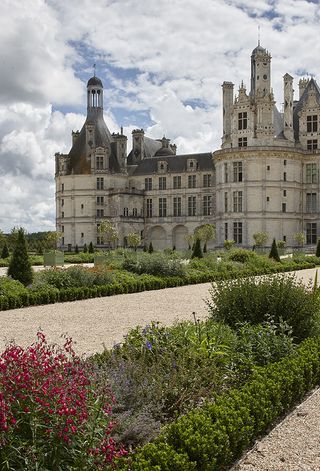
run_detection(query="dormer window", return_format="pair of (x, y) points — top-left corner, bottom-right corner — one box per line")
(187, 159), (197, 170)
(157, 161), (167, 172)
(307, 115), (318, 133)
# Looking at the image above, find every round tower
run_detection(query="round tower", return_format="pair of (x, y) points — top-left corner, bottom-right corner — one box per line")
(87, 75), (104, 112)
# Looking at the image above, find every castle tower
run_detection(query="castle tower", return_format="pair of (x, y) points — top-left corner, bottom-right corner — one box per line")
(87, 75), (104, 116)
(250, 44), (271, 98)
(283, 73), (294, 142)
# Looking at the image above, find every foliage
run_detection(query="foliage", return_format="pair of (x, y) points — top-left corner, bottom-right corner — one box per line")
(1, 243), (9, 259)
(227, 248), (257, 264)
(98, 220), (119, 248)
(269, 238), (281, 262)
(121, 336), (320, 470)
(89, 241), (94, 253)
(32, 266), (114, 290)
(316, 238), (320, 257)
(253, 231), (269, 247)
(123, 253), (186, 277)
(0, 277), (29, 297)
(224, 239), (235, 251)
(293, 231), (306, 247)
(207, 274), (320, 341)
(0, 333), (126, 469)
(191, 238), (203, 259)
(44, 231), (63, 250)
(127, 232), (141, 251)
(148, 242), (154, 253)
(7, 228), (33, 286)
(185, 234), (195, 250)
(277, 240), (286, 249)
(75, 244), (79, 254)
(83, 243), (88, 253)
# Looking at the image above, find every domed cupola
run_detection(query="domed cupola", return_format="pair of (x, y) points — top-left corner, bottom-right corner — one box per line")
(154, 136), (174, 156)
(87, 73), (103, 112)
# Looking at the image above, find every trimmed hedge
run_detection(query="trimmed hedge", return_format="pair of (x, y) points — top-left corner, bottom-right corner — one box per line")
(117, 336), (320, 470)
(0, 260), (318, 311)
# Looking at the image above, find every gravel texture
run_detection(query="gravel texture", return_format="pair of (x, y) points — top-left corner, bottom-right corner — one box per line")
(1, 266), (319, 470)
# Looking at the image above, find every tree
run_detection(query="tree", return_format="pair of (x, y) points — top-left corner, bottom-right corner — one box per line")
(98, 220), (119, 249)
(0, 230), (5, 249)
(83, 243), (88, 253)
(293, 232), (306, 247)
(7, 228), (33, 286)
(44, 231), (62, 250)
(75, 244), (79, 254)
(195, 224), (216, 253)
(185, 234), (194, 250)
(316, 238), (320, 257)
(191, 238), (203, 259)
(148, 242), (154, 253)
(127, 232), (141, 251)
(8, 227), (21, 250)
(253, 231), (269, 247)
(1, 243), (9, 259)
(88, 242), (94, 253)
(269, 238), (281, 262)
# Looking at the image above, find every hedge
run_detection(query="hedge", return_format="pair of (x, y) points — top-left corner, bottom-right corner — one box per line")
(0, 260), (317, 311)
(117, 336), (320, 470)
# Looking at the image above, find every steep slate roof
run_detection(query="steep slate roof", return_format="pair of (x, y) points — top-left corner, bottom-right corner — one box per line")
(67, 109), (119, 174)
(127, 136), (163, 165)
(274, 105), (284, 138)
(131, 152), (214, 175)
(293, 78), (320, 141)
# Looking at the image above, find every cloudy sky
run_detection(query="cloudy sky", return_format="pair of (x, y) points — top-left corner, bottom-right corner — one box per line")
(1, 0), (320, 233)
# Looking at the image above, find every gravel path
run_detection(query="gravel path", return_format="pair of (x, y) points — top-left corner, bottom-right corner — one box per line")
(1, 266), (319, 470)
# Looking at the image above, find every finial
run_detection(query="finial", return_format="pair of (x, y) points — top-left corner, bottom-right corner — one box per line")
(258, 25), (261, 46)
(93, 63), (96, 77)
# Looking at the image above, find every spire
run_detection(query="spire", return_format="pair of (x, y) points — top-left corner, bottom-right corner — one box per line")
(93, 63), (96, 77)
(258, 25), (261, 47)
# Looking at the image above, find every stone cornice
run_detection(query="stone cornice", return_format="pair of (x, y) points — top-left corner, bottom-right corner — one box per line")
(213, 146), (320, 161)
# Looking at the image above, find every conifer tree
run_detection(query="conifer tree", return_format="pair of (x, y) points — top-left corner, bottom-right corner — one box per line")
(191, 238), (203, 259)
(316, 238), (320, 258)
(88, 242), (94, 253)
(7, 228), (33, 286)
(269, 238), (281, 262)
(75, 244), (79, 254)
(83, 243), (88, 253)
(1, 243), (9, 259)
(148, 242), (154, 253)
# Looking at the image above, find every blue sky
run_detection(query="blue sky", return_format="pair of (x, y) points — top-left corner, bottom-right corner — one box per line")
(1, 0), (320, 232)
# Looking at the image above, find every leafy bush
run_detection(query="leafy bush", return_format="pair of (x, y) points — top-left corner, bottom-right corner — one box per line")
(123, 253), (186, 277)
(208, 274), (320, 341)
(0, 277), (28, 297)
(119, 336), (320, 470)
(0, 333), (126, 469)
(227, 248), (257, 263)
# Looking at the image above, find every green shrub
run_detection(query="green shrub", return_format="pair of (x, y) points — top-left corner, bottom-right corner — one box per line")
(227, 248), (257, 263)
(88, 241), (94, 253)
(1, 243), (9, 259)
(191, 238), (203, 259)
(0, 277), (28, 297)
(269, 238), (281, 262)
(7, 228), (33, 286)
(148, 242), (154, 254)
(208, 274), (320, 341)
(83, 243), (88, 253)
(123, 253), (186, 277)
(316, 239), (320, 257)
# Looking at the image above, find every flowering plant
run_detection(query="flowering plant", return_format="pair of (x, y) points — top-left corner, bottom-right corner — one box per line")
(0, 332), (126, 469)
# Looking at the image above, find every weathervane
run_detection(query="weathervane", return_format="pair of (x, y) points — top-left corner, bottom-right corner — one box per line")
(93, 63), (96, 77)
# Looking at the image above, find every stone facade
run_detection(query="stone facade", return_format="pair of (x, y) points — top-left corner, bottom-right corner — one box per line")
(55, 44), (320, 250)
(55, 76), (215, 250)
(215, 42), (320, 248)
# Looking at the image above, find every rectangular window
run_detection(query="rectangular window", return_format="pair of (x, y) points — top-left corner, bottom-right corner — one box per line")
(81, 233), (84, 238)
(96, 177), (104, 190)
(146, 198), (152, 218)
(188, 175), (196, 188)
(203, 174), (212, 187)
(173, 176), (181, 189)
(233, 191), (243, 212)
(306, 222), (317, 244)
(224, 223), (228, 241)
(283, 172), (287, 182)
(61, 237), (65, 245)
(173, 197), (182, 216)
(284, 160), (287, 166)
(238, 112), (248, 130)
(306, 193), (317, 212)
(61, 225), (64, 233)
(307, 115), (318, 133)
(96, 155), (104, 170)
(306, 163), (317, 183)
(96, 209), (104, 218)
(283, 190), (287, 197)
(145, 177), (152, 191)
(233, 222), (243, 244)
(224, 163), (229, 183)
(96, 196), (104, 205)
(159, 177), (166, 190)
(61, 211), (64, 218)
(203, 196), (212, 216)
(282, 203), (287, 213)
(61, 183), (64, 192)
(307, 139), (318, 150)
(233, 161), (243, 182)
(224, 192), (228, 212)
(159, 197), (167, 217)
(188, 196), (196, 216)
(238, 137), (247, 147)
(61, 199), (64, 207)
